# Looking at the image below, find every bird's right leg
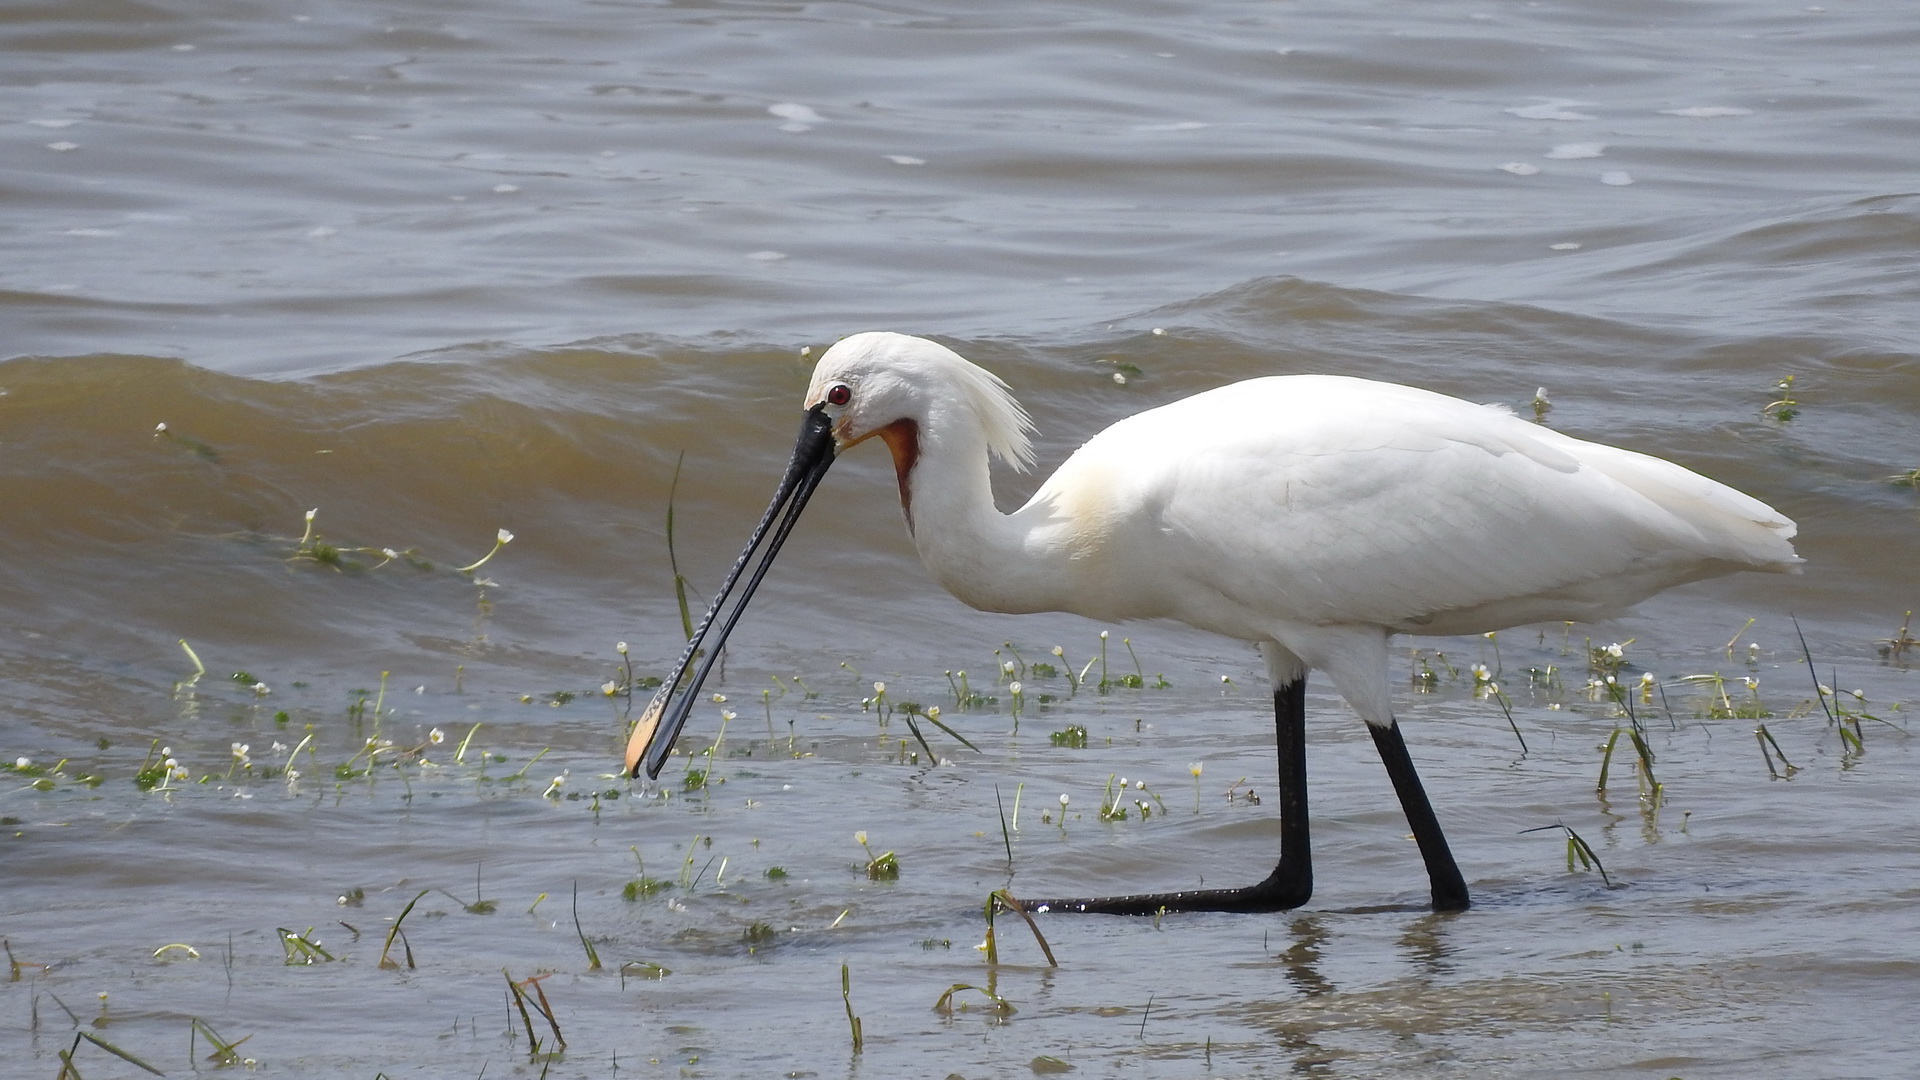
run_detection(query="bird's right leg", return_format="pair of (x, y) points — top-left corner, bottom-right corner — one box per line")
(1019, 677), (1313, 915)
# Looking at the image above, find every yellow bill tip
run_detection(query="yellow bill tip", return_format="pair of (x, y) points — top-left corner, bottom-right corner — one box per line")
(623, 697), (666, 778)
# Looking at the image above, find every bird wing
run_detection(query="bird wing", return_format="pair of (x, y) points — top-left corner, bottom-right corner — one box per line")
(1045, 375), (1795, 635)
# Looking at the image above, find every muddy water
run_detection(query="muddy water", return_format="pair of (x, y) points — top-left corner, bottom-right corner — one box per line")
(4, 0), (1918, 1077)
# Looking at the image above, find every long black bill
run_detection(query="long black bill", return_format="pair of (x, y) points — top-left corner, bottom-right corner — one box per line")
(624, 404), (837, 779)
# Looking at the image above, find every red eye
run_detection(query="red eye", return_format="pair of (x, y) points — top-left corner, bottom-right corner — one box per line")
(827, 384), (851, 406)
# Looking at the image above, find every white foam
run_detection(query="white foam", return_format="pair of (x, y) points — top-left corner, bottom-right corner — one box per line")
(1498, 162), (1541, 175)
(1660, 106), (1752, 118)
(768, 103), (825, 132)
(884, 155), (925, 165)
(1545, 142), (1605, 159)
(1505, 99), (1595, 121)
(1600, 170), (1635, 186)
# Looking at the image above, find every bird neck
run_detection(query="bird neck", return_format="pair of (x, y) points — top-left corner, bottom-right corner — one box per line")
(889, 417), (1072, 616)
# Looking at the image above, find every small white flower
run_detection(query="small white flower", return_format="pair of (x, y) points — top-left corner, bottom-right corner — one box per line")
(1135, 780), (1145, 790)
(926, 705), (941, 721)
(271, 742), (289, 755)
(601, 681), (618, 696)
(304, 509), (317, 522)
(496, 528), (514, 544)
(1188, 762), (1203, 778)
(710, 693), (727, 703)
(1641, 672), (1656, 686)
(14, 756), (30, 769)
(616, 641), (629, 655)
(1002, 661), (1015, 674)
(154, 422), (168, 434)
(251, 683), (271, 696)
(1605, 643), (1625, 659)
(286, 768), (301, 781)
(1745, 677), (1760, 690)
(1119, 776), (1128, 787)
(1009, 681), (1023, 696)
(428, 728), (445, 744)
(1059, 793), (1070, 807)
(1112, 372), (1128, 385)
(872, 681), (886, 695)
(721, 710), (737, 721)
(1486, 681), (1500, 694)
(382, 548), (399, 559)
(1051, 646), (1064, 657)
(854, 830), (868, 845)
(1100, 630), (1110, 640)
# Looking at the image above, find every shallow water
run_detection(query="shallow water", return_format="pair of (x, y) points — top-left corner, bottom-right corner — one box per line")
(4, 0), (1919, 1077)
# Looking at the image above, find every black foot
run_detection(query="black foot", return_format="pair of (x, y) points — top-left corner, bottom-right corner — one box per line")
(1024, 862), (1311, 916)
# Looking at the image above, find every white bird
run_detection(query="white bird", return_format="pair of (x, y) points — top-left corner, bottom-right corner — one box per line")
(626, 331), (1800, 914)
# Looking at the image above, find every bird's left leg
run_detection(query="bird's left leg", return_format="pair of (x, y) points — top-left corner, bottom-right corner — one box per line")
(1368, 718), (1470, 912)
(1312, 627), (1470, 913)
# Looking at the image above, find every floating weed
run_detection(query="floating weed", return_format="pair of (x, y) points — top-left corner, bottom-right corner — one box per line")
(933, 983), (1016, 1017)
(619, 961), (671, 984)
(1095, 774), (1164, 821)
(276, 927), (335, 965)
(1484, 681), (1529, 754)
(1587, 638), (1633, 678)
(1877, 611), (1916, 664)
(1521, 823), (1614, 887)
(985, 890), (1058, 966)
(378, 889), (429, 970)
(569, 882), (601, 970)
(1764, 373), (1799, 421)
(1756, 723), (1800, 778)
(1678, 672), (1770, 720)
(742, 922), (776, 950)
(190, 1017), (252, 1067)
(855, 831), (900, 879)
(666, 452), (696, 640)
(624, 847), (673, 900)
(1117, 635), (1148, 689)
(454, 527), (515, 575)
(1048, 724), (1088, 748)
(504, 969), (566, 1055)
(841, 963), (864, 1054)
(1001, 642), (1028, 682)
(995, 785), (1013, 863)
(59, 1030), (167, 1077)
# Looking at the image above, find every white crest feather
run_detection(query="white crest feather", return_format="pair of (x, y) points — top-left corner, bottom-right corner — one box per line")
(945, 349), (1037, 472)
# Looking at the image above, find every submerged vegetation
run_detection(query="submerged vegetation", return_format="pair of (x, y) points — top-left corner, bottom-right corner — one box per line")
(5, 614), (1910, 1073)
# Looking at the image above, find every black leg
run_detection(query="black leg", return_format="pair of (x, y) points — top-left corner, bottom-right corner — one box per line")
(1024, 679), (1313, 915)
(1368, 720), (1470, 912)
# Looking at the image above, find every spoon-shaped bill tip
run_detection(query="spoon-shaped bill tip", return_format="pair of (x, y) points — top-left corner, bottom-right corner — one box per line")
(623, 695), (666, 778)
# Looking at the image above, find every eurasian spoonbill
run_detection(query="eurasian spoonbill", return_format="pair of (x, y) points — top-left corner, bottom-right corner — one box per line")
(625, 331), (1800, 914)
